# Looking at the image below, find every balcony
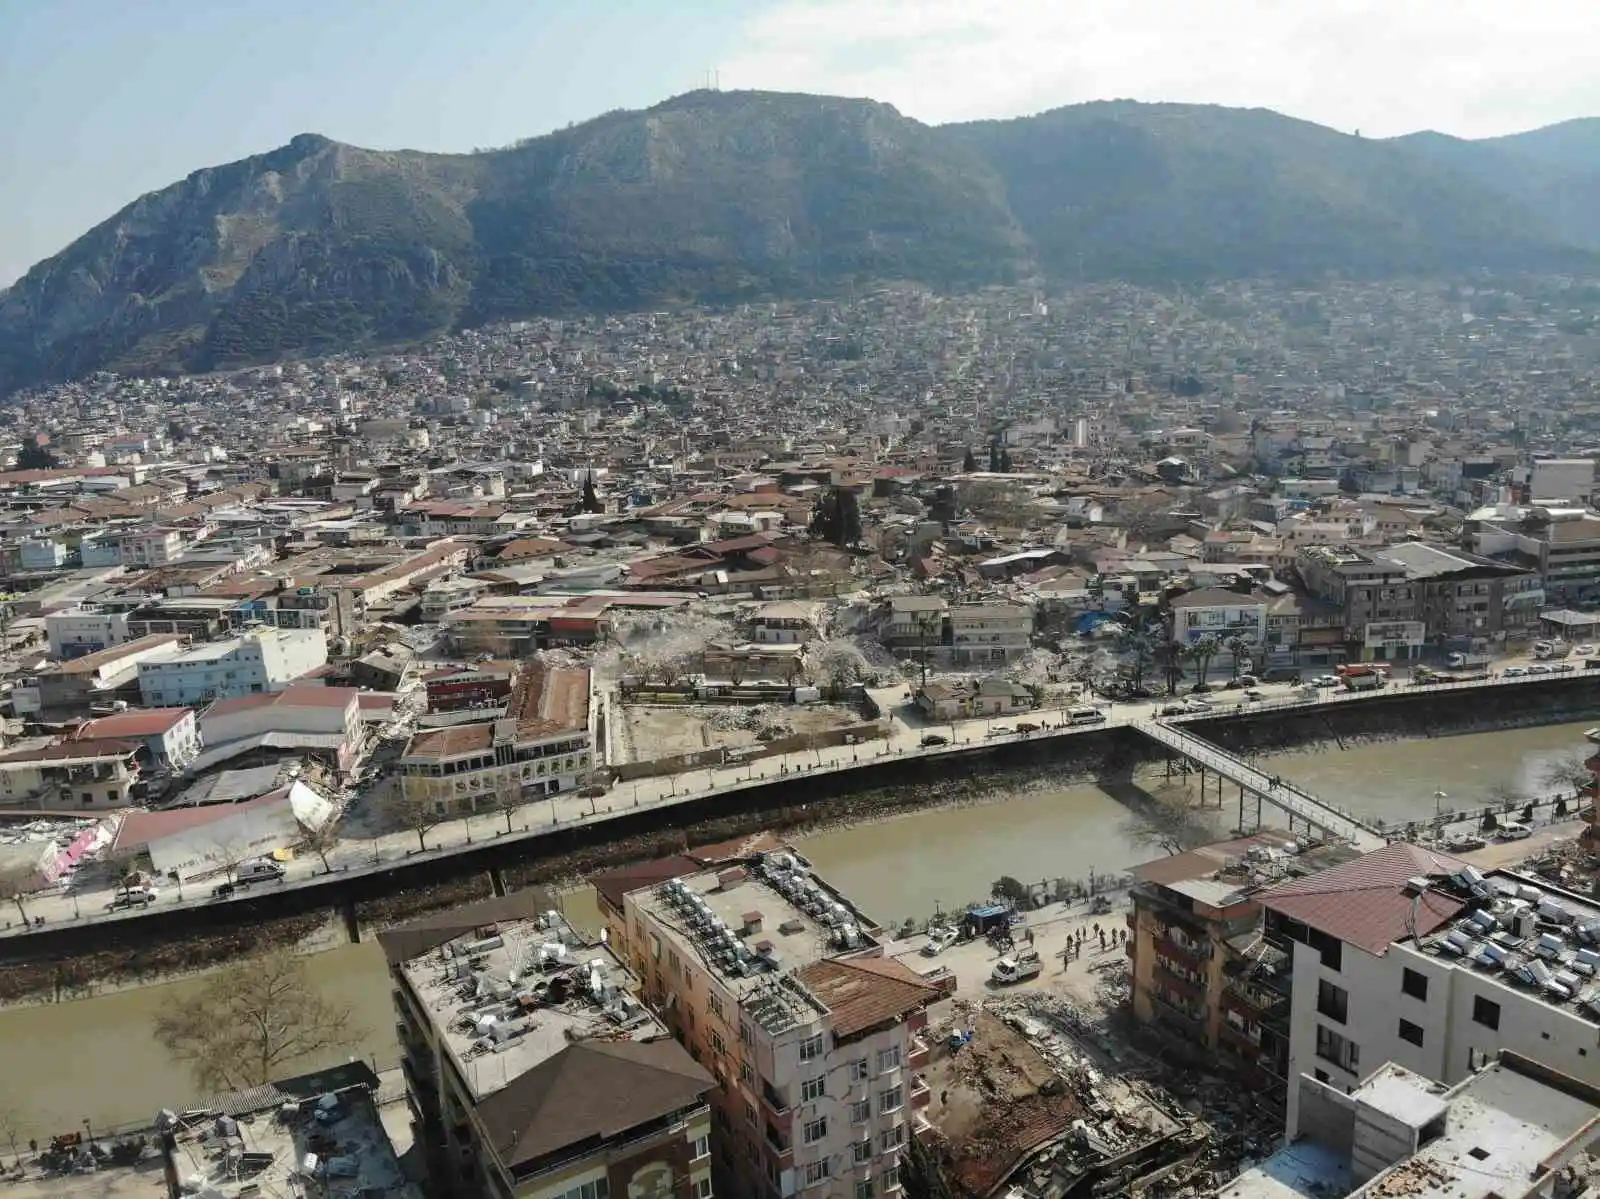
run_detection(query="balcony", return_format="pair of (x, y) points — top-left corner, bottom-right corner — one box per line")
(1150, 990), (1207, 1040)
(764, 1125), (793, 1170)
(1154, 961), (1205, 1003)
(759, 1081), (791, 1129)
(910, 1075), (931, 1109)
(1154, 934), (1210, 967)
(907, 1035), (930, 1071)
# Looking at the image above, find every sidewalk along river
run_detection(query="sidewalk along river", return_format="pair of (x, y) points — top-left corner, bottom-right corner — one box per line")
(3, 717), (1598, 1137)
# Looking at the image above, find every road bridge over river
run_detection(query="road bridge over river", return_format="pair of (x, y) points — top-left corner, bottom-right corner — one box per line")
(1133, 718), (1386, 851)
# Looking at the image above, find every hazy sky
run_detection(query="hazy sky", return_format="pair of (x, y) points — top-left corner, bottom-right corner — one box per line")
(2, 0), (1597, 286)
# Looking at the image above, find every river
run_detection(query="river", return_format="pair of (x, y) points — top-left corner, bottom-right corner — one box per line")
(4, 718), (1595, 1139)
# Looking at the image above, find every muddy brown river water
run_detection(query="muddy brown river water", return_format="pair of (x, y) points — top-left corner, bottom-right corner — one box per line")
(5, 719), (1595, 1137)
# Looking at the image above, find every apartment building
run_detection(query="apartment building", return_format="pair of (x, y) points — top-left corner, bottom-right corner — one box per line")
(1168, 587), (1268, 647)
(1469, 508), (1600, 605)
(1126, 835), (1332, 1102)
(0, 738), (141, 809)
(379, 890), (715, 1199)
(948, 602), (1031, 664)
(883, 596), (946, 648)
(1296, 546), (1419, 658)
(1225, 1052), (1600, 1196)
(136, 627), (328, 707)
(1376, 542), (1542, 646)
(596, 850), (937, 1199)
(398, 663), (592, 811)
(1258, 842), (1600, 1136)
(44, 604), (129, 659)
(74, 706), (199, 771)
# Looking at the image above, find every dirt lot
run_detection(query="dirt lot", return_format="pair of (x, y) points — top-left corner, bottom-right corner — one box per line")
(617, 702), (865, 763)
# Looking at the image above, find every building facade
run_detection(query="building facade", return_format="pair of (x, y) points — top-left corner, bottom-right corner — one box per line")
(136, 627), (329, 707)
(380, 892), (716, 1199)
(598, 851), (936, 1199)
(948, 603), (1032, 664)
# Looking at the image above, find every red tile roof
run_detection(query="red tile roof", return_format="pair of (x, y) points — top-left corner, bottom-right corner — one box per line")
(795, 955), (939, 1039)
(75, 708), (193, 740)
(510, 664), (590, 739)
(1257, 843), (1471, 956)
(204, 686), (359, 717)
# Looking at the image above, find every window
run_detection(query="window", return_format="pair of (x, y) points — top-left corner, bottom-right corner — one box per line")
(709, 992), (725, 1019)
(880, 1086), (903, 1115)
(1398, 1019), (1425, 1047)
(1401, 969), (1429, 1001)
(710, 1031), (726, 1056)
(1473, 996), (1501, 1031)
(1316, 980), (1348, 1023)
(798, 1033), (824, 1062)
(804, 1160), (830, 1186)
(853, 1138), (873, 1164)
(850, 1099), (871, 1124)
(695, 1179), (713, 1199)
(690, 1133), (710, 1160)
(1315, 1025), (1359, 1073)
(739, 1061), (755, 1088)
(856, 1182), (875, 1199)
(802, 1076), (826, 1103)
(803, 1117), (828, 1145)
(849, 1058), (869, 1082)
(744, 1100), (757, 1126)
(1314, 1069), (1330, 1084)
(555, 1181), (610, 1199)
(877, 1046), (902, 1072)
(881, 1124), (905, 1152)
(881, 1164), (901, 1191)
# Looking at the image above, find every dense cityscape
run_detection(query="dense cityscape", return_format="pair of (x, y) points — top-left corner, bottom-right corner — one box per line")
(1, 273), (1600, 1197)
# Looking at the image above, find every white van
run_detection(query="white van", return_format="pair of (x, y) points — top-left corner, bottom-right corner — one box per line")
(237, 859), (287, 885)
(1068, 706), (1106, 725)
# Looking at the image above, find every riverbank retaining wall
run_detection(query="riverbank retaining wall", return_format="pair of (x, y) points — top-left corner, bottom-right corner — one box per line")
(9, 677), (1600, 999)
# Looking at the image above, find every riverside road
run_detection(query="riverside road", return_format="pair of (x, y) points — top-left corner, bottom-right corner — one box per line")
(3, 667), (1596, 943)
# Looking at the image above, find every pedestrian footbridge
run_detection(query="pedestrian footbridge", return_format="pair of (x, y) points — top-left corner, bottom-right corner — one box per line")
(1132, 719), (1386, 852)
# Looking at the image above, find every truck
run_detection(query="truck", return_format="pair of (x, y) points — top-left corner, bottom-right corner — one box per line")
(991, 948), (1042, 986)
(1338, 664), (1388, 691)
(1534, 641), (1572, 660)
(1447, 652), (1493, 670)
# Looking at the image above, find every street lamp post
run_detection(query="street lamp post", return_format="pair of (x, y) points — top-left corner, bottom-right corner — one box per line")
(1434, 790), (1449, 826)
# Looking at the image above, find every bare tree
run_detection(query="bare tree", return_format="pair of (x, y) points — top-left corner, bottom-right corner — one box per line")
(153, 949), (354, 1092)
(0, 1102), (22, 1166)
(203, 834), (255, 883)
(1486, 781), (1525, 811)
(1540, 752), (1593, 796)
(1120, 789), (1212, 857)
(0, 863), (34, 927)
(388, 779), (451, 852)
(482, 772), (526, 835)
(300, 820), (341, 874)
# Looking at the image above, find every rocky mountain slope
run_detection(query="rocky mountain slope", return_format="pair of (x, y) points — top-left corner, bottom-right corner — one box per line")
(2, 90), (1597, 393)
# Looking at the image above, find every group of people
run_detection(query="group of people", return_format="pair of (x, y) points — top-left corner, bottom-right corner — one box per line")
(1061, 920), (1126, 964)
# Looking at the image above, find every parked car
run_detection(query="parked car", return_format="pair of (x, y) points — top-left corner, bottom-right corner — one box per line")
(211, 882), (236, 899)
(1528, 664), (1552, 675)
(1497, 821), (1533, 841)
(1553, 663), (1577, 674)
(1504, 666), (1528, 677)
(1313, 674), (1340, 687)
(1446, 835), (1487, 853)
(106, 887), (158, 911)
(1015, 721), (1040, 733)
(1159, 704), (1188, 716)
(1184, 698), (1213, 712)
(920, 733), (949, 747)
(1244, 689), (1265, 701)
(1577, 645), (1596, 657)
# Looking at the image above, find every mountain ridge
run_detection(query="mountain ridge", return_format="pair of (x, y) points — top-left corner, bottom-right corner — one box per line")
(3, 90), (1599, 394)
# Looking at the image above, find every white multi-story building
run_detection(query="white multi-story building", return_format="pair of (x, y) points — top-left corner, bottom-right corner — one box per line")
(1260, 842), (1600, 1137)
(948, 603), (1031, 665)
(45, 605), (130, 660)
(119, 527), (184, 568)
(136, 627), (328, 707)
(596, 850), (937, 1199)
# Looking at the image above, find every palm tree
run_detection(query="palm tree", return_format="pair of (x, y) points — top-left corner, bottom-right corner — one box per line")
(1155, 640), (1185, 696)
(1186, 635), (1221, 690)
(1225, 635), (1251, 680)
